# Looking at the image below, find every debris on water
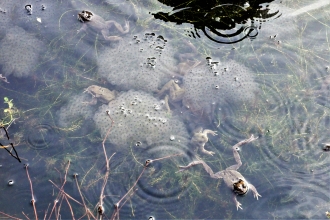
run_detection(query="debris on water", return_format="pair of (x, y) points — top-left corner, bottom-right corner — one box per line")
(7, 180), (14, 186)
(25, 4), (32, 15)
(323, 143), (330, 151)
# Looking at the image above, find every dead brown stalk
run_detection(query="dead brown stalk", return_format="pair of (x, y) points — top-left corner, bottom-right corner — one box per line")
(24, 164), (38, 220)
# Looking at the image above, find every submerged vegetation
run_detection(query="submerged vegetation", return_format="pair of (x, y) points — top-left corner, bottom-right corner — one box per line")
(0, 0), (330, 219)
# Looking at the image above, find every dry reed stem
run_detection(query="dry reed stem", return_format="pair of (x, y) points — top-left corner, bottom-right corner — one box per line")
(97, 110), (115, 218)
(43, 203), (51, 220)
(48, 180), (83, 205)
(64, 194), (75, 220)
(22, 211), (30, 220)
(47, 161), (70, 219)
(110, 153), (182, 220)
(24, 164), (38, 220)
(74, 174), (96, 220)
(0, 210), (22, 220)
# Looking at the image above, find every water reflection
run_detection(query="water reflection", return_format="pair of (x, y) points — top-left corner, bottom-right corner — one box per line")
(152, 0), (281, 44)
(0, 0), (330, 219)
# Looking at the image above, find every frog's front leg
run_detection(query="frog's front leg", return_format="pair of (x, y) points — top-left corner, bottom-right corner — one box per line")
(226, 135), (258, 171)
(77, 23), (88, 33)
(233, 195), (243, 210)
(248, 183), (261, 200)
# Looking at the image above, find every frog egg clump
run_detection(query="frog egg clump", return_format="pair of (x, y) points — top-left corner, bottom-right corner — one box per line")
(57, 93), (96, 127)
(98, 33), (176, 93)
(93, 90), (189, 148)
(183, 60), (259, 113)
(0, 26), (45, 78)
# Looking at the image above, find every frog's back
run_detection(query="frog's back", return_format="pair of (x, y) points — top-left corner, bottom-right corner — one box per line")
(222, 170), (245, 188)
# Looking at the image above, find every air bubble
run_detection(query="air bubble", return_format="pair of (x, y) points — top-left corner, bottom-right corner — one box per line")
(154, 104), (161, 111)
(136, 141), (142, 146)
(215, 85), (220, 89)
(8, 180), (14, 186)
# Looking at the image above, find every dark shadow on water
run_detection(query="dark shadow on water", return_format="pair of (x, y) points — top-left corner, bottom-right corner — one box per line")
(152, 0), (281, 44)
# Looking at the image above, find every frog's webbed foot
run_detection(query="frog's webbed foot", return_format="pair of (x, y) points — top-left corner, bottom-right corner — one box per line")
(200, 146), (215, 156)
(101, 29), (123, 42)
(248, 183), (261, 200)
(164, 95), (172, 114)
(203, 129), (217, 137)
(124, 20), (129, 33)
(233, 195), (243, 210)
(177, 161), (203, 172)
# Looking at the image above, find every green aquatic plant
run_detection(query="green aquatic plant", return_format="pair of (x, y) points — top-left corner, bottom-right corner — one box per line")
(1, 97), (19, 127)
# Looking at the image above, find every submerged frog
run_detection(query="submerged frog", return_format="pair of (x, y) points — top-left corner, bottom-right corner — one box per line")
(77, 10), (129, 41)
(84, 85), (116, 104)
(191, 128), (217, 156)
(179, 135), (261, 210)
(157, 79), (185, 113)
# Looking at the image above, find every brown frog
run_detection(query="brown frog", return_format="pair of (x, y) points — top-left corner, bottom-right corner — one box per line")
(179, 135), (261, 210)
(77, 10), (129, 41)
(84, 85), (116, 104)
(191, 128), (217, 156)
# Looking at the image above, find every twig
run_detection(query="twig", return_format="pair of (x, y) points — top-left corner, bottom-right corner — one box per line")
(73, 173), (95, 220)
(43, 203), (51, 220)
(0, 122), (21, 163)
(49, 180), (83, 205)
(24, 164), (38, 220)
(22, 211), (30, 220)
(0, 211), (22, 220)
(64, 194), (75, 220)
(48, 161), (70, 220)
(97, 110), (115, 218)
(111, 153), (182, 220)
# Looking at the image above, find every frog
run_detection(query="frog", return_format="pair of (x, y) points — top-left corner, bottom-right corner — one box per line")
(84, 85), (116, 105)
(157, 79), (185, 113)
(191, 127), (217, 156)
(178, 135), (261, 210)
(77, 10), (129, 42)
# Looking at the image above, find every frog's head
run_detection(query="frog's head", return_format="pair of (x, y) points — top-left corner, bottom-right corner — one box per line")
(233, 179), (248, 195)
(78, 10), (93, 22)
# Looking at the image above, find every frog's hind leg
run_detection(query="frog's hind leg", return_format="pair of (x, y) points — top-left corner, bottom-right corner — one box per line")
(105, 20), (129, 34)
(101, 29), (122, 41)
(227, 135), (258, 171)
(178, 160), (225, 179)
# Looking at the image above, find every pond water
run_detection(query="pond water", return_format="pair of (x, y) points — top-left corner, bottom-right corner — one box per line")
(0, 0), (329, 219)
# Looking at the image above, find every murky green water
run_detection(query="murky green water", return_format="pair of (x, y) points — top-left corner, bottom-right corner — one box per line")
(0, 0), (329, 219)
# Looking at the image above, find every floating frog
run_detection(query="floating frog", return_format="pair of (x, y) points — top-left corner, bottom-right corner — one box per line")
(77, 10), (129, 41)
(157, 59), (258, 116)
(84, 85), (116, 104)
(191, 128), (217, 156)
(179, 135), (261, 210)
